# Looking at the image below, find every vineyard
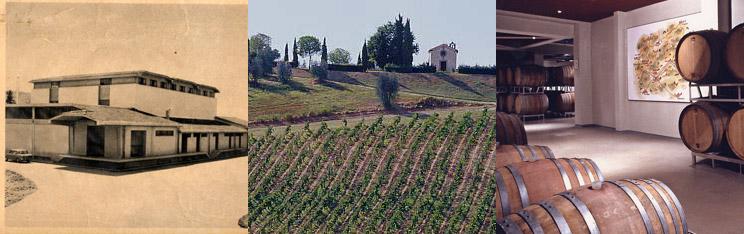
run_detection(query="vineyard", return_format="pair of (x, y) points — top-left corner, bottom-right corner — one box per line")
(244, 109), (506, 232)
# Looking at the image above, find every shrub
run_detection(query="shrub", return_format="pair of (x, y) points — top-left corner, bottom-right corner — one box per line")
(457, 65), (497, 75)
(289, 61), (299, 68)
(376, 74), (399, 110)
(383, 64), (436, 73)
(327, 64), (366, 72)
(277, 61), (293, 84)
(310, 65), (328, 82)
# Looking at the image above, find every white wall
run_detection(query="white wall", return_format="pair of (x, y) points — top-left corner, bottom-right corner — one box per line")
(735, 0), (744, 25)
(586, 0), (718, 138)
(112, 84), (217, 120)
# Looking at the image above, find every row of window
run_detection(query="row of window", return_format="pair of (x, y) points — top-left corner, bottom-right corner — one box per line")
(137, 78), (215, 97)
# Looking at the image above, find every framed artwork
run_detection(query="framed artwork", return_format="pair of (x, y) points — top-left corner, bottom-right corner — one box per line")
(626, 12), (714, 102)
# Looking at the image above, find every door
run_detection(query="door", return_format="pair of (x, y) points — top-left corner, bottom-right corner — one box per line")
(214, 133), (220, 150)
(440, 61), (447, 71)
(195, 134), (202, 152)
(130, 131), (146, 157)
(86, 126), (105, 157)
(181, 133), (189, 153)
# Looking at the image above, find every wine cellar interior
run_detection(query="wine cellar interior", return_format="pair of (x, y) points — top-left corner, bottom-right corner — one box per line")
(497, 0), (744, 233)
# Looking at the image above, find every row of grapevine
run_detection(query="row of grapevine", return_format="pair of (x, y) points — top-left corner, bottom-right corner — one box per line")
(245, 109), (511, 232)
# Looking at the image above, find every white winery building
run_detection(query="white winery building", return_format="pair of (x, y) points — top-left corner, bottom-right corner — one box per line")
(429, 42), (458, 72)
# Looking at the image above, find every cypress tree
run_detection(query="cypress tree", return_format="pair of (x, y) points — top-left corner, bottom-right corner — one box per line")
(321, 37), (328, 65)
(292, 38), (299, 66)
(284, 43), (289, 62)
(361, 42), (369, 70)
(403, 19), (414, 66)
(390, 15), (405, 66)
(357, 53), (362, 65)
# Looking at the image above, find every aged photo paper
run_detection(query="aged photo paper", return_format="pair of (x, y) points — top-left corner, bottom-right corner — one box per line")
(2, 0), (249, 233)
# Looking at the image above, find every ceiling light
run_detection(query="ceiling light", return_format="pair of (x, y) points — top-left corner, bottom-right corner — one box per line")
(532, 36), (536, 39)
(557, 10), (563, 14)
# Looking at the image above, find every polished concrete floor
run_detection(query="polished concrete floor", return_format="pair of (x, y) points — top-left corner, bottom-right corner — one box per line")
(525, 118), (744, 234)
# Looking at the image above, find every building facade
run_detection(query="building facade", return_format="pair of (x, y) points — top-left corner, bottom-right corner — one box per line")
(429, 42), (459, 72)
(6, 71), (247, 169)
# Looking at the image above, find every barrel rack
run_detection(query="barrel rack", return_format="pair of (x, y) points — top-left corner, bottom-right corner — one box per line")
(688, 83), (744, 174)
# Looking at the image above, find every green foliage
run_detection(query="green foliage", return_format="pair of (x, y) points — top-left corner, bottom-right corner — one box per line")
(367, 15), (419, 69)
(298, 35), (321, 67)
(283, 43), (289, 62)
(321, 38), (328, 65)
(249, 33), (281, 81)
(277, 61), (293, 84)
(5, 90), (15, 104)
(384, 64), (436, 73)
(311, 65), (328, 82)
(376, 75), (399, 110)
(457, 65), (497, 75)
(292, 38), (299, 67)
(329, 48), (351, 64)
(361, 42), (370, 70)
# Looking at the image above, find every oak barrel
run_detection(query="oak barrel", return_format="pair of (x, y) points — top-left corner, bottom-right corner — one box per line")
(514, 94), (549, 115)
(497, 179), (687, 234)
(726, 23), (744, 81)
(513, 66), (548, 87)
(492, 158), (604, 218)
(548, 65), (575, 86)
(675, 30), (733, 84)
(505, 93), (518, 113)
(678, 102), (731, 153)
(495, 145), (554, 168)
(495, 112), (528, 145)
(727, 107), (744, 160)
(497, 93), (509, 112)
(546, 92), (575, 113)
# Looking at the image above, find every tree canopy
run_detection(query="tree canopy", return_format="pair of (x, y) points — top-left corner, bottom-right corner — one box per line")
(297, 35), (321, 67)
(329, 48), (351, 64)
(367, 15), (419, 69)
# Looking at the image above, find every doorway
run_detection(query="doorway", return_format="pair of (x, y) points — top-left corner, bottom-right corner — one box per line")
(86, 126), (105, 157)
(181, 133), (189, 153)
(130, 130), (146, 157)
(440, 61), (447, 71)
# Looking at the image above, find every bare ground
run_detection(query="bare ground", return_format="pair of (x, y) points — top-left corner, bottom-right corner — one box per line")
(5, 169), (37, 207)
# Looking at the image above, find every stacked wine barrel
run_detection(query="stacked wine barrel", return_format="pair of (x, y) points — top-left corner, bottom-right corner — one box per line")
(546, 91), (576, 113)
(677, 23), (744, 161)
(496, 112), (528, 145)
(495, 116), (688, 233)
(496, 65), (548, 87)
(547, 65), (575, 86)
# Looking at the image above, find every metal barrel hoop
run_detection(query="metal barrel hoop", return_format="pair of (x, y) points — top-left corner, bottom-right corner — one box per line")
(526, 145), (539, 161)
(650, 178), (688, 234)
(575, 158), (596, 183)
(517, 210), (545, 234)
(549, 158), (572, 190)
(623, 179), (670, 234)
(494, 169), (511, 216)
(608, 181), (654, 234)
(497, 217), (524, 234)
(641, 179), (680, 234)
(558, 191), (600, 234)
(506, 164), (531, 209)
(539, 200), (571, 234)
(513, 145), (527, 161)
(565, 158), (586, 186)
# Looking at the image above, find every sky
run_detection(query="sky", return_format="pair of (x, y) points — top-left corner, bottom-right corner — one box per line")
(248, 0), (496, 66)
(6, 2), (248, 119)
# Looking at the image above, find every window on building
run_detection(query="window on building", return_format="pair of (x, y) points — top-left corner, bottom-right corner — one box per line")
(35, 107), (78, 119)
(6, 107), (33, 119)
(179, 86), (186, 92)
(188, 88), (194, 93)
(138, 78), (146, 85)
(150, 80), (157, 87)
(99, 79), (110, 106)
(202, 90), (208, 96)
(170, 83), (177, 90)
(440, 50), (447, 57)
(155, 130), (174, 136)
(49, 82), (60, 103)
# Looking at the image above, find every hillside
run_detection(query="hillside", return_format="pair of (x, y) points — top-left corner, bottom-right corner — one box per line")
(324, 70), (498, 102)
(244, 110), (503, 232)
(249, 77), (422, 123)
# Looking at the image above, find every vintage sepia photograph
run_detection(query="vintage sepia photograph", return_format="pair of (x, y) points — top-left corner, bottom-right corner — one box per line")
(245, 0), (497, 231)
(4, 1), (248, 231)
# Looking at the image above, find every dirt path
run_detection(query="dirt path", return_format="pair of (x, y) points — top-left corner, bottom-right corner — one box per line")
(5, 157), (247, 228)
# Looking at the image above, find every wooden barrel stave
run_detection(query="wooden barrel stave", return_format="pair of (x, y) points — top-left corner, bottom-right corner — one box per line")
(678, 102), (732, 153)
(492, 158), (603, 218)
(498, 179), (687, 234)
(726, 23), (744, 81)
(727, 107), (744, 160)
(495, 145), (554, 168)
(514, 94), (549, 115)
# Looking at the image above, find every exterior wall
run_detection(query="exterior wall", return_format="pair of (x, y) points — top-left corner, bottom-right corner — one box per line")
(151, 127), (178, 156)
(111, 84), (217, 119)
(103, 126), (122, 159)
(71, 121), (91, 155)
(5, 119), (69, 156)
(30, 88), (50, 104)
(123, 126), (179, 158)
(429, 46), (458, 72)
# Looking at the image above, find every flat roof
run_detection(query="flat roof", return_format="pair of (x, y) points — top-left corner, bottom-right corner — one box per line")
(28, 70), (220, 92)
(180, 124), (247, 133)
(50, 105), (180, 127)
